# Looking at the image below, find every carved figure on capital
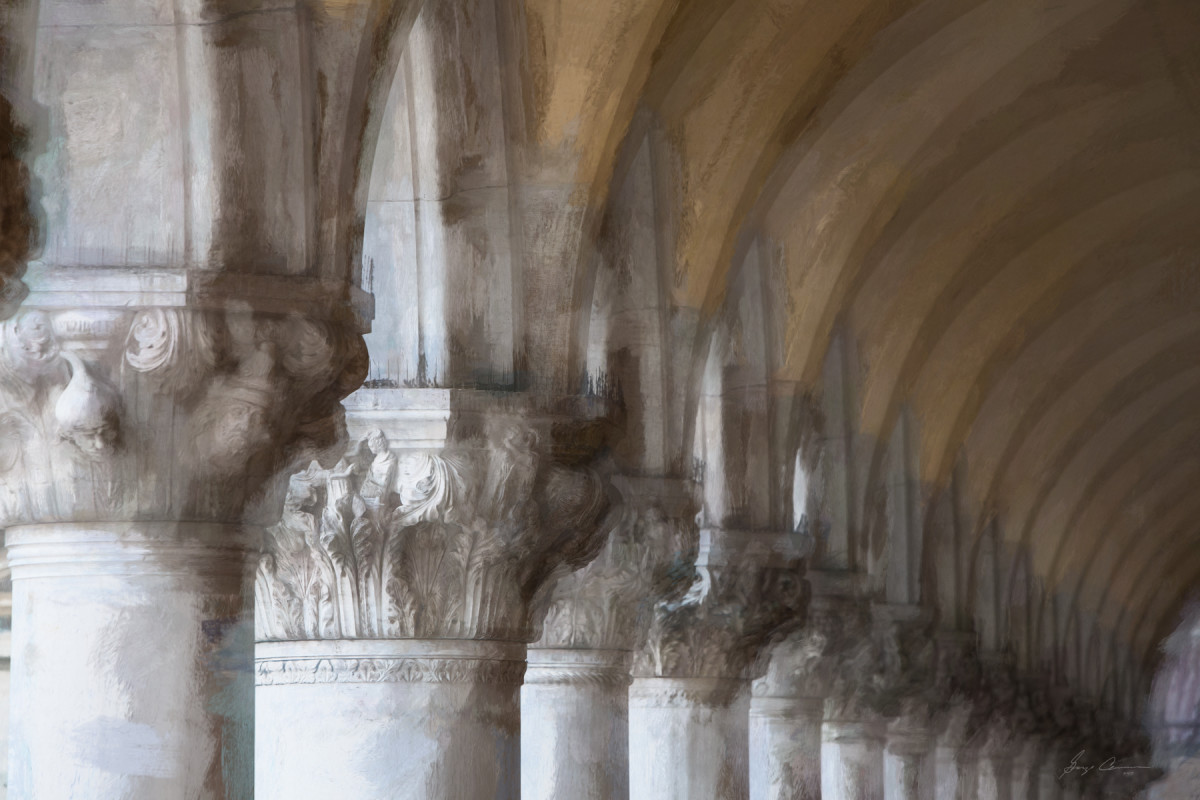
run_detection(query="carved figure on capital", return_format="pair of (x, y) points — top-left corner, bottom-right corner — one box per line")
(0, 302), (364, 526)
(256, 416), (612, 643)
(635, 544), (808, 687)
(535, 478), (699, 651)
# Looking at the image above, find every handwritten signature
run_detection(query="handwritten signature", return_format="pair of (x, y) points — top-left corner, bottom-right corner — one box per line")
(1059, 751), (1159, 780)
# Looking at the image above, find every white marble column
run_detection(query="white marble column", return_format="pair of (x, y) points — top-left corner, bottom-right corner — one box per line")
(254, 391), (613, 800)
(747, 588), (845, 800)
(885, 724), (935, 800)
(977, 748), (1014, 800)
(975, 718), (1019, 800)
(522, 649), (631, 800)
(0, 584), (10, 794)
(5, 0), (382, 792)
(1011, 739), (1043, 800)
(523, 476), (697, 800)
(630, 677), (751, 800)
(822, 719), (885, 800)
(1038, 752), (1064, 800)
(257, 638), (524, 800)
(749, 695), (824, 800)
(8, 523), (257, 798)
(0, 291), (362, 800)
(629, 528), (808, 800)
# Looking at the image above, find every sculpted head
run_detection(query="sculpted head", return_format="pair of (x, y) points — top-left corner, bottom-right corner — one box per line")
(365, 429), (389, 457)
(6, 311), (61, 374)
(191, 391), (273, 473)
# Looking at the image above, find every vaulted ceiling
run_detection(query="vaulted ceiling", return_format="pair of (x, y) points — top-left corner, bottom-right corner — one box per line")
(517, 0), (1200, 671)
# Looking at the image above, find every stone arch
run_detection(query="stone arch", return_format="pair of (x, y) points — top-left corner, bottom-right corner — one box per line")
(360, 0), (519, 389)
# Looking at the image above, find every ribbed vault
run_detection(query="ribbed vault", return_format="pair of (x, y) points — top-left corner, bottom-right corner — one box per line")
(522, 0), (1200, 705)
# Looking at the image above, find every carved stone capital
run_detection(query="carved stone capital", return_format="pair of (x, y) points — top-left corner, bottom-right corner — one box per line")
(629, 676), (746, 708)
(0, 277), (367, 528)
(255, 389), (613, 643)
(635, 528), (808, 684)
(533, 475), (698, 651)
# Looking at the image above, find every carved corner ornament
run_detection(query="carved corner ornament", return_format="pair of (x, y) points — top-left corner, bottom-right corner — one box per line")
(0, 300), (365, 527)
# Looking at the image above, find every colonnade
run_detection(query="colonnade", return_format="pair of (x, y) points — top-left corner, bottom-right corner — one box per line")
(0, 0), (1178, 796)
(244, 390), (1158, 800)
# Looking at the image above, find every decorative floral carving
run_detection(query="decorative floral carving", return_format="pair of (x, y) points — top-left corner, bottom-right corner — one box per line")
(634, 530), (808, 687)
(0, 301), (364, 527)
(125, 308), (180, 373)
(255, 419), (611, 643)
(255, 655), (526, 686)
(534, 477), (698, 650)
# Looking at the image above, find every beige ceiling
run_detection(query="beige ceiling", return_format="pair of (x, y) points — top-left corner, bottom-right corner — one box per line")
(516, 0), (1200, 666)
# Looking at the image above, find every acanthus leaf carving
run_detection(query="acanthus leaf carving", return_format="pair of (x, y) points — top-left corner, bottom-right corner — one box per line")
(256, 414), (612, 643)
(634, 529), (808, 686)
(0, 298), (365, 528)
(533, 476), (699, 651)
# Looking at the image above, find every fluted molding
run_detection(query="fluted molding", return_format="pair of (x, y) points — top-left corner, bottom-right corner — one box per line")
(524, 648), (633, 688)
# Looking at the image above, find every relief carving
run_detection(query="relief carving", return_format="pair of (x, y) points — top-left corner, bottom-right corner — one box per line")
(0, 302), (364, 527)
(255, 418), (611, 643)
(534, 477), (699, 651)
(635, 531), (808, 685)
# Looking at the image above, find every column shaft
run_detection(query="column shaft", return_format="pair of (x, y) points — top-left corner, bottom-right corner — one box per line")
(629, 677), (749, 800)
(256, 639), (524, 800)
(977, 755), (1013, 800)
(885, 732), (935, 800)
(7, 523), (255, 799)
(821, 720), (885, 800)
(521, 649), (631, 800)
(749, 696), (823, 800)
(936, 744), (983, 800)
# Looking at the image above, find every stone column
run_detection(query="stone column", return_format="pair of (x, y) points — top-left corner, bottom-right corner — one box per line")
(5, 0), (393, 793)
(1, 296), (364, 799)
(1037, 746), (1064, 800)
(975, 722), (1017, 800)
(875, 604), (937, 800)
(885, 718), (935, 800)
(929, 633), (983, 800)
(255, 389), (613, 800)
(1011, 739), (1043, 800)
(748, 589), (842, 800)
(819, 601), (888, 800)
(523, 476), (697, 800)
(522, 649), (633, 800)
(749, 694), (825, 800)
(0, 577), (10, 793)
(629, 528), (808, 800)
(821, 720), (885, 800)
